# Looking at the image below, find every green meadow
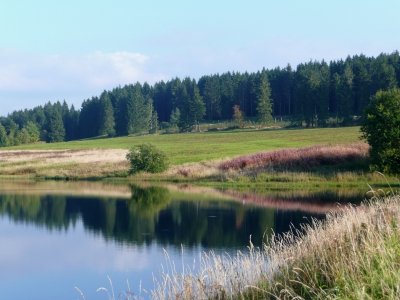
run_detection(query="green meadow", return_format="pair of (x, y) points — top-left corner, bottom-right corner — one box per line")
(1, 126), (362, 165)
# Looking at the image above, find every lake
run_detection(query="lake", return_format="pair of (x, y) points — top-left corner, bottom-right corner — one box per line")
(0, 180), (370, 299)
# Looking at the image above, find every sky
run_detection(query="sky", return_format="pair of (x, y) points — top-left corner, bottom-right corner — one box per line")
(1, 0), (400, 115)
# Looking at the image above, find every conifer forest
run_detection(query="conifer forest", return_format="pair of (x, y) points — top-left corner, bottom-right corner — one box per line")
(1, 51), (399, 146)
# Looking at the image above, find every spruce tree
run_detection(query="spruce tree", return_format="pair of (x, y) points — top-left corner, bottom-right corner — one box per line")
(98, 91), (116, 136)
(337, 64), (355, 125)
(45, 105), (65, 142)
(256, 71), (273, 125)
(177, 78), (205, 132)
(126, 83), (149, 134)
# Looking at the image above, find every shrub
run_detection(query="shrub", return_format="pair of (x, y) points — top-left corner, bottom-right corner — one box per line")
(361, 89), (400, 174)
(126, 143), (169, 174)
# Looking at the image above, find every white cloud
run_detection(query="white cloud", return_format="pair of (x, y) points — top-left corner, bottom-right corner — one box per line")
(1, 40), (397, 116)
(0, 50), (166, 114)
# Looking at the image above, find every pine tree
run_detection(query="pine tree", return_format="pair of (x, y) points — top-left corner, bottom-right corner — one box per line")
(45, 104), (65, 142)
(256, 71), (273, 125)
(199, 75), (221, 120)
(126, 83), (149, 134)
(337, 64), (355, 125)
(353, 59), (371, 115)
(98, 91), (116, 136)
(177, 78), (205, 132)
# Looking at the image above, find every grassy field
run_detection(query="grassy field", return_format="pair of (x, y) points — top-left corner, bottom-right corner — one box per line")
(1, 126), (362, 165)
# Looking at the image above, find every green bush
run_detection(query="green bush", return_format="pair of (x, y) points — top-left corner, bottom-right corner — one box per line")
(361, 89), (400, 174)
(126, 143), (170, 174)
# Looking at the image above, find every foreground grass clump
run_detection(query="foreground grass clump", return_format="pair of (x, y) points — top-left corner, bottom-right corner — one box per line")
(139, 192), (400, 299)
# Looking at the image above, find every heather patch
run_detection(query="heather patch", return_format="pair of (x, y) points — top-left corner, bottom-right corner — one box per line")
(219, 142), (369, 171)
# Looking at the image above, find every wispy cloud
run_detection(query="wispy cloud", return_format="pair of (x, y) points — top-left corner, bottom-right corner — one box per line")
(0, 39), (397, 116)
(0, 50), (166, 114)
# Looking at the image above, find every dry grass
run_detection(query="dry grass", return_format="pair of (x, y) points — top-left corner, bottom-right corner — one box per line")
(126, 191), (400, 299)
(0, 149), (129, 178)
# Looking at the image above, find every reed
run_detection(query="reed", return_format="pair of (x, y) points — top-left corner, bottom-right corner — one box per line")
(129, 190), (400, 299)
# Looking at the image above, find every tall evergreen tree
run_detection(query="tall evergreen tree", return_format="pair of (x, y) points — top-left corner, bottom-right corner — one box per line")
(199, 75), (222, 120)
(178, 78), (205, 132)
(337, 63), (355, 125)
(45, 104), (65, 142)
(256, 70), (273, 125)
(98, 91), (116, 136)
(126, 83), (149, 134)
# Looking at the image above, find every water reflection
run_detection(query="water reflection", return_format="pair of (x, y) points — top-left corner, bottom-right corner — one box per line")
(0, 181), (370, 249)
(0, 180), (373, 300)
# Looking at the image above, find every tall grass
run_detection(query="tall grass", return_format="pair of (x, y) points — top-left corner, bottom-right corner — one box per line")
(128, 191), (400, 299)
(219, 142), (369, 171)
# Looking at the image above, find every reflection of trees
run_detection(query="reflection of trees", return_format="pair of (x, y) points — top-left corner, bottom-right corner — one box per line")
(0, 185), (361, 249)
(0, 194), (73, 230)
(128, 185), (171, 216)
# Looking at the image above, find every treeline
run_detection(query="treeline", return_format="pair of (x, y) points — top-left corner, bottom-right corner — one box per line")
(1, 51), (399, 146)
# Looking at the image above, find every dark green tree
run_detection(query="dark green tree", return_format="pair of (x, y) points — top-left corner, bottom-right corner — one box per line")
(169, 108), (180, 127)
(361, 89), (400, 174)
(24, 121), (40, 143)
(199, 75), (221, 120)
(126, 83), (150, 134)
(353, 58), (371, 116)
(44, 104), (65, 142)
(3, 119), (20, 146)
(256, 70), (273, 125)
(370, 54), (397, 94)
(337, 63), (355, 125)
(177, 78), (205, 132)
(98, 91), (116, 136)
(0, 124), (9, 147)
(149, 110), (158, 134)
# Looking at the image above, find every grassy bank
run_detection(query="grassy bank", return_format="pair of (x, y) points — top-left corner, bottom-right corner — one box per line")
(0, 126), (394, 187)
(141, 192), (400, 299)
(1, 126), (361, 165)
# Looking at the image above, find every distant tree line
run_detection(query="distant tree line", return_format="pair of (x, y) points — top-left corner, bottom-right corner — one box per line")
(1, 51), (399, 146)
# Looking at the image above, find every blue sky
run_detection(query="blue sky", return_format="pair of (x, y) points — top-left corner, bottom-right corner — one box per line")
(1, 0), (400, 115)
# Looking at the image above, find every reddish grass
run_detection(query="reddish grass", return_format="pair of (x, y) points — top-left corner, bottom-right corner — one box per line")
(219, 142), (369, 171)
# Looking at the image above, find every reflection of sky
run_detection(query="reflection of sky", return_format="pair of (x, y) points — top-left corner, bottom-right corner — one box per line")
(0, 216), (206, 300)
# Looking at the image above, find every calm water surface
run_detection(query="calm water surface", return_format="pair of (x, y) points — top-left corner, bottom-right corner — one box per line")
(0, 181), (369, 299)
